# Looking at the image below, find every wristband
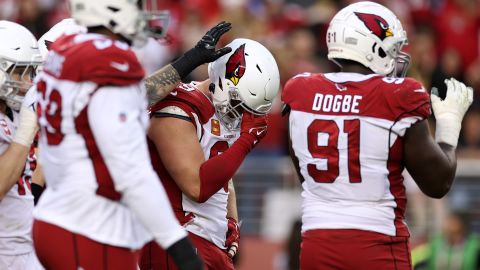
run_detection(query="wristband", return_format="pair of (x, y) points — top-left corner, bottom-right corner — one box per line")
(435, 114), (461, 148)
(13, 106), (38, 147)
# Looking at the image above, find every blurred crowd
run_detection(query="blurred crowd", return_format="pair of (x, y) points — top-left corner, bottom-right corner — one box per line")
(2, 0), (480, 155)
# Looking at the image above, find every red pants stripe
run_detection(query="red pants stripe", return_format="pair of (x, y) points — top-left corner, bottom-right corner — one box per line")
(140, 232), (233, 270)
(300, 229), (412, 270)
(32, 220), (141, 270)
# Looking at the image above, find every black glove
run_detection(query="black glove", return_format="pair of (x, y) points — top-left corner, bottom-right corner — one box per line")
(172, 21), (232, 79)
(31, 183), (45, 205)
(167, 237), (204, 270)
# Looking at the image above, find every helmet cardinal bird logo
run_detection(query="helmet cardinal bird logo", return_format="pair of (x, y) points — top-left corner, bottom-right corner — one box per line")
(354, 12), (393, 40)
(225, 43), (246, 86)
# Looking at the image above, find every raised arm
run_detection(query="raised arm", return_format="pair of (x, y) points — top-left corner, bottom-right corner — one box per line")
(404, 120), (456, 198)
(148, 109), (268, 203)
(144, 21), (232, 105)
(0, 103), (38, 199)
(404, 79), (473, 198)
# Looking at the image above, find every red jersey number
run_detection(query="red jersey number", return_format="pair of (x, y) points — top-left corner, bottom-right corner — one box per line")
(209, 141), (229, 159)
(37, 80), (64, 145)
(307, 119), (361, 183)
(16, 175), (32, 196)
(16, 147), (35, 196)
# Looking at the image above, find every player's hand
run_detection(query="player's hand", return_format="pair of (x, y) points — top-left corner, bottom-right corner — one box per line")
(240, 112), (268, 147)
(193, 21), (232, 63)
(225, 217), (240, 258)
(172, 21), (232, 79)
(431, 78), (473, 147)
(13, 86), (39, 147)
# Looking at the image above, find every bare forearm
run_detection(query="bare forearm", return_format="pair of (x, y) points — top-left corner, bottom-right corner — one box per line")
(435, 142), (457, 190)
(0, 143), (30, 198)
(409, 142), (457, 199)
(144, 64), (181, 106)
(227, 180), (238, 221)
(405, 120), (457, 198)
(32, 163), (45, 187)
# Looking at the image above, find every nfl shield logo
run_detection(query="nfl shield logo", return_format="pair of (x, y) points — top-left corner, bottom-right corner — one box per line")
(119, 113), (127, 122)
(211, 119), (220, 136)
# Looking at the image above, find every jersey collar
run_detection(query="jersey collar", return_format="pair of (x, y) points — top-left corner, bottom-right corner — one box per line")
(324, 72), (380, 83)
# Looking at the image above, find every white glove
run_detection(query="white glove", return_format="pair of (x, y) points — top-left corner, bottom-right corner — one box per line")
(431, 78), (474, 147)
(13, 88), (39, 147)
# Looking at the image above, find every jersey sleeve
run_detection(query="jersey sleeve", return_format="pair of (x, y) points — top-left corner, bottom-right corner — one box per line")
(282, 73), (312, 109)
(87, 85), (187, 249)
(388, 78), (431, 121)
(381, 78), (432, 137)
(51, 36), (145, 86)
(80, 45), (145, 86)
(149, 84), (215, 131)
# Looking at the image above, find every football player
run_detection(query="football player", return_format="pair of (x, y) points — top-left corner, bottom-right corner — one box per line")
(140, 38), (280, 270)
(282, 2), (473, 269)
(26, 18), (87, 205)
(0, 20), (44, 269)
(32, 0), (230, 269)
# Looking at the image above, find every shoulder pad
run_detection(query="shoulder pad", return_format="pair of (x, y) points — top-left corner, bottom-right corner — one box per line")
(381, 77), (431, 120)
(282, 73), (329, 110)
(47, 34), (144, 86)
(150, 83), (215, 124)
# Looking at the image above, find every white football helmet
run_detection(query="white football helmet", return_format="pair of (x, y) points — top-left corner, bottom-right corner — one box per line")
(0, 21), (42, 111)
(208, 38), (280, 130)
(327, 1), (410, 77)
(38, 18), (86, 61)
(68, 0), (170, 43)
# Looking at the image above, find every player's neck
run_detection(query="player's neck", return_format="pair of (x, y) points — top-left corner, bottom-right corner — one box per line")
(341, 64), (373, 75)
(196, 79), (213, 99)
(87, 27), (131, 45)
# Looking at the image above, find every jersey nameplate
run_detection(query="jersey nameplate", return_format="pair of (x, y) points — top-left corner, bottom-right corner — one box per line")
(312, 93), (362, 113)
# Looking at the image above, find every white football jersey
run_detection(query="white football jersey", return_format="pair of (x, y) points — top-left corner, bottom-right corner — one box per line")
(149, 82), (239, 249)
(34, 33), (186, 250)
(283, 72), (431, 237)
(0, 109), (36, 255)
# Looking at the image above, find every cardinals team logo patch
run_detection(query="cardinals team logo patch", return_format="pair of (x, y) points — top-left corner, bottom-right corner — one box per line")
(211, 119), (221, 136)
(354, 12), (393, 40)
(225, 44), (246, 86)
